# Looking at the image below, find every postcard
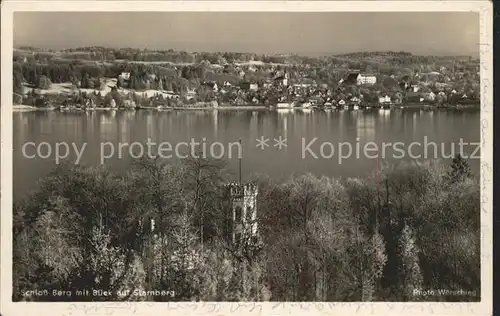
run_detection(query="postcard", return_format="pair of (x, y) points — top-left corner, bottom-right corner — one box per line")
(0, 1), (493, 316)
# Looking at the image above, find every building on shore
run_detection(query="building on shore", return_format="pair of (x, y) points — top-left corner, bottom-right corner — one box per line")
(378, 95), (392, 104)
(343, 71), (377, 85)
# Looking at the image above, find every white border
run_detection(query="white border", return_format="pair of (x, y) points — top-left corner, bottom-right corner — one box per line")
(1, 2), (493, 316)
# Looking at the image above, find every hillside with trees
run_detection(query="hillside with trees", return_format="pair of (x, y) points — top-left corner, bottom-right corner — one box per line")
(12, 47), (480, 108)
(13, 156), (480, 302)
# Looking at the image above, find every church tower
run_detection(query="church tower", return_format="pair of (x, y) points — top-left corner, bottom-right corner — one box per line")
(226, 182), (259, 245)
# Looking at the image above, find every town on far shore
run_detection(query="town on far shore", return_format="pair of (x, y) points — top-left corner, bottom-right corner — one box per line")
(12, 47), (481, 112)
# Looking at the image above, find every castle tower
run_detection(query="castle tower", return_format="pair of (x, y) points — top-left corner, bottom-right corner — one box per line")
(226, 182), (259, 245)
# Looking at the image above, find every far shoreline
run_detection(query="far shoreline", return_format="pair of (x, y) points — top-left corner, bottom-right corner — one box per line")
(12, 103), (481, 113)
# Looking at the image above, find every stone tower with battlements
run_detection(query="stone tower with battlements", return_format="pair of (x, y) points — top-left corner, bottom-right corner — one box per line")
(226, 182), (259, 245)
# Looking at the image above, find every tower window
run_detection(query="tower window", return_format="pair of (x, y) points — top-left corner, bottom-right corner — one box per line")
(235, 206), (242, 222)
(246, 206), (253, 222)
(235, 232), (242, 243)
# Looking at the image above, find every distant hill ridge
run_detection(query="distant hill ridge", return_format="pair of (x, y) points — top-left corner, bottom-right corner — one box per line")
(14, 47), (477, 60)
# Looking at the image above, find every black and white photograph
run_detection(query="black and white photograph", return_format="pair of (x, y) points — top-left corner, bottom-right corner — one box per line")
(0, 1), (493, 315)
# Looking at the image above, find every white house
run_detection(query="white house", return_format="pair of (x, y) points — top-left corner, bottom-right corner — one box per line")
(345, 72), (376, 85)
(426, 91), (436, 101)
(356, 74), (377, 85)
(122, 99), (136, 108)
(120, 72), (131, 80)
(378, 95), (391, 103)
(351, 96), (361, 103)
(282, 76), (288, 87)
(186, 88), (197, 100)
(294, 78), (316, 88)
(249, 83), (259, 91)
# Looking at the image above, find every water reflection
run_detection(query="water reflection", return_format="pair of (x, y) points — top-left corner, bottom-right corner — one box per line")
(356, 113), (376, 142)
(378, 109), (391, 121)
(14, 112), (29, 141)
(413, 112), (417, 137)
(338, 110), (345, 138)
(117, 111), (133, 144)
(13, 109), (481, 200)
(146, 113), (154, 139)
(99, 112), (115, 137)
(213, 110), (219, 137)
(276, 110), (290, 136)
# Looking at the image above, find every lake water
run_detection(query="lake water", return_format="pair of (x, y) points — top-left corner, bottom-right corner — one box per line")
(13, 108), (480, 200)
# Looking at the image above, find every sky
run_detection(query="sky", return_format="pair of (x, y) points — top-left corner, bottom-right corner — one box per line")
(14, 12), (479, 56)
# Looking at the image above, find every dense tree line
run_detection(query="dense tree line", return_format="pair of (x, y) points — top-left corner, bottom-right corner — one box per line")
(13, 156), (479, 302)
(15, 47), (479, 70)
(14, 60), (173, 86)
(13, 60), (240, 94)
(13, 49), (480, 86)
